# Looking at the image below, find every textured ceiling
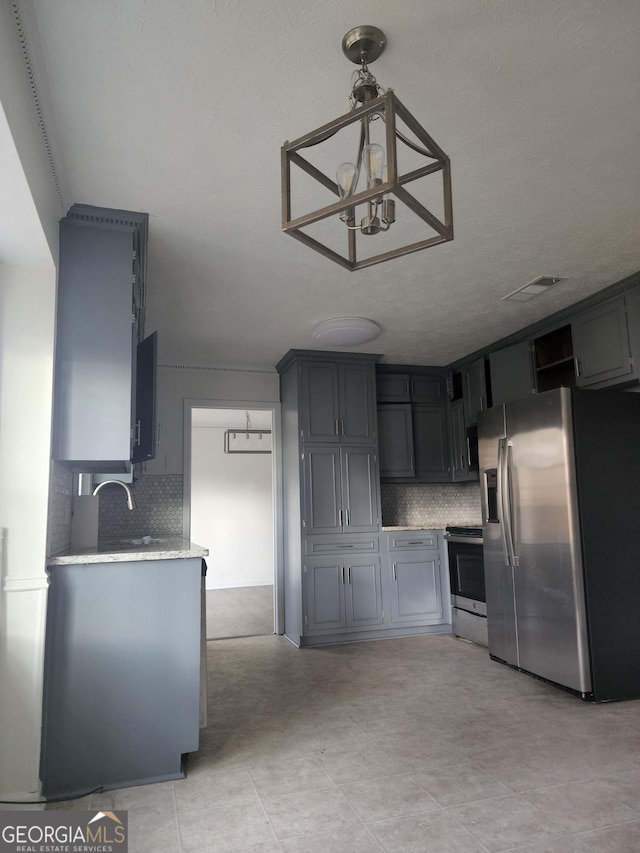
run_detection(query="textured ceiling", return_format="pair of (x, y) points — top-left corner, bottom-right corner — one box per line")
(27, 0), (640, 368)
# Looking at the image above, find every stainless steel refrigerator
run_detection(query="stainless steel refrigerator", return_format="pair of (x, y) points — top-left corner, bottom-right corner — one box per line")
(478, 386), (640, 702)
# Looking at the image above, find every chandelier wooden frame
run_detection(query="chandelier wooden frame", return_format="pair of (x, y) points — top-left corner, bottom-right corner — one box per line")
(281, 90), (453, 271)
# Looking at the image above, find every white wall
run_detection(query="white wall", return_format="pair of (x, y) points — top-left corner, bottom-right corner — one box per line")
(145, 364), (280, 475)
(0, 1), (63, 801)
(0, 263), (56, 799)
(191, 426), (274, 589)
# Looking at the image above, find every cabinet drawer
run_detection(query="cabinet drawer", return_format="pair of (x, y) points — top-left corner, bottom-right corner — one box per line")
(384, 531), (439, 550)
(305, 536), (379, 555)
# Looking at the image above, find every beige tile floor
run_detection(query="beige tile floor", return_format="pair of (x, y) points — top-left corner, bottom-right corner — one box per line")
(49, 633), (640, 852)
(205, 586), (274, 640)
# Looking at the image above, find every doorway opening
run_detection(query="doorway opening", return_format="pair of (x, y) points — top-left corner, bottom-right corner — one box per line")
(184, 402), (282, 640)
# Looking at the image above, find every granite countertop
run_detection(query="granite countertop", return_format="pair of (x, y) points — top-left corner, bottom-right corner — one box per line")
(382, 526), (441, 531)
(48, 537), (209, 565)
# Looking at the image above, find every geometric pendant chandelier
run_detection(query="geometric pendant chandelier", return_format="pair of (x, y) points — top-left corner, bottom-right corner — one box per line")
(281, 25), (453, 271)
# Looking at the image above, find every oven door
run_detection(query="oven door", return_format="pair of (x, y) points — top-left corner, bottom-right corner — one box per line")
(447, 540), (486, 615)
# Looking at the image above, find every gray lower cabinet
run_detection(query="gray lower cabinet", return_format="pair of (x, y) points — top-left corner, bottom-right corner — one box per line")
(304, 554), (384, 634)
(40, 557), (202, 798)
(300, 529), (451, 644)
(383, 531), (446, 627)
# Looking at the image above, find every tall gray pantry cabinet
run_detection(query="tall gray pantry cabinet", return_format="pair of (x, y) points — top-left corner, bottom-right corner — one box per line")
(277, 351), (383, 645)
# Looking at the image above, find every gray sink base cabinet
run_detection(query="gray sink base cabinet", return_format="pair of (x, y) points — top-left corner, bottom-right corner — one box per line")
(40, 558), (202, 799)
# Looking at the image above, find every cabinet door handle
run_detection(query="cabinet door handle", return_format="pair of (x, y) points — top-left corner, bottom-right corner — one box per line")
(335, 418), (340, 436)
(134, 419), (141, 446)
(347, 566), (351, 584)
(392, 563), (397, 581)
(337, 544), (354, 549)
(341, 419), (345, 435)
(410, 454), (415, 472)
(575, 357), (581, 377)
(345, 509), (350, 527)
(338, 509), (343, 527)
(341, 566), (345, 584)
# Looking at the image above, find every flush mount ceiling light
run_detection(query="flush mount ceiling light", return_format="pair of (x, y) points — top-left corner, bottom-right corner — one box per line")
(502, 276), (567, 302)
(312, 316), (381, 346)
(281, 25), (453, 271)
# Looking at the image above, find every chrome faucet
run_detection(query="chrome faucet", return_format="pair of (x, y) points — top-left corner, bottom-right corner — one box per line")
(92, 480), (136, 510)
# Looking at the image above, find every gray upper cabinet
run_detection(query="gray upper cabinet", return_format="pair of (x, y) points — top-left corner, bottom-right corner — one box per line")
(413, 404), (450, 480)
(625, 288), (640, 378)
(53, 206), (152, 467)
(376, 373), (411, 403)
(301, 362), (340, 442)
(302, 445), (380, 535)
(342, 446), (381, 532)
(377, 404), (415, 478)
(132, 331), (158, 463)
(572, 298), (634, 387)
(449, 399), (473, 482)
(377, 403), (450, 482)
(301, 360), (376, 443)
(376, 370), (445, 403)
(377, 368), (449, 482)
(489, 341), (535, 406)
(463, 358), (488, 425)
(410, 373), (446, 402)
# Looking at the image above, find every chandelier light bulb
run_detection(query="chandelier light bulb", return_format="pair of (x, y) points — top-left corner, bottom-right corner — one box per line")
(336, 162), (357, 198)
(364, 143), (385, 187)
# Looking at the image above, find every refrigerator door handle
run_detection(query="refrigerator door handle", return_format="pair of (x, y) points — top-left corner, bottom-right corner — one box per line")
(505, 444), (519, 566)
(497, 438), (511, 567)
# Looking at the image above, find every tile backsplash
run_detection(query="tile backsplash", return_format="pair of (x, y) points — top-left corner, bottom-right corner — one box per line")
(381, 482), (482, 528)
(50, 470), (480, 554)
(97, 474), (184, 539)
(47, 461), (73, 556)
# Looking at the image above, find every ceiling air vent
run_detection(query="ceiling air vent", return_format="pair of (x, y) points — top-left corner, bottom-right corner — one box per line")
(502, 276), (566, 302)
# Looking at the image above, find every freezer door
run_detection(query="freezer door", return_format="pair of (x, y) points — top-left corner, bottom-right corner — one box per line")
(505, 389), (591, 694)
(478, 405), (518, 666)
